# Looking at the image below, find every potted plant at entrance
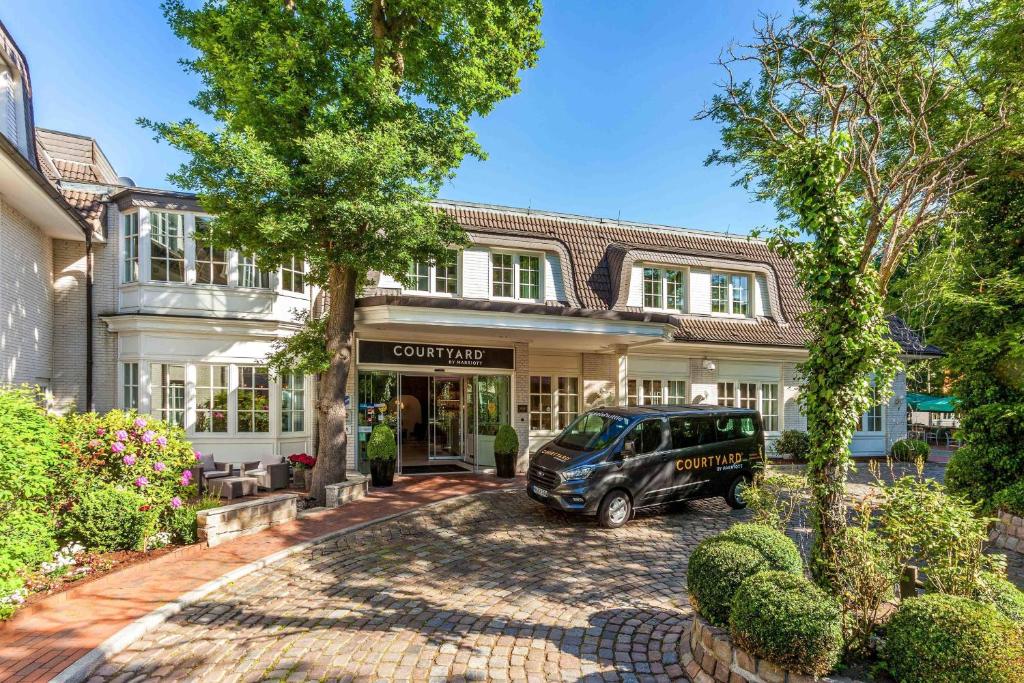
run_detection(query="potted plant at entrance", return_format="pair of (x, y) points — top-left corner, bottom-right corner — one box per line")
(494, 424), (519, 479)
(367, 424), (397, 487)
(288, 453), (316, 490)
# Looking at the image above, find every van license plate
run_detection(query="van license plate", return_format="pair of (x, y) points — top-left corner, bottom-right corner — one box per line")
(532, 485), (550, 498)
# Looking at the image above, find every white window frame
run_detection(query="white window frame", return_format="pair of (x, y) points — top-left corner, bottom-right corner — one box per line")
(281, 371), (306, 433)
(149, 211), (186, 283)
(151, 362), (186, 427)
(193, 217), (229, 286)
(239, 254), (272, 289)
(194, 364), (229, 433)
(122, 213), (139, 284)
(859, 382), (885, 433)
(122, 362), (139, 410)
(641, 266), (687, 312)
(718, 380), (782, 433)
(281, 256), (306, 294)
(529, 375), (581, 432)
(491, 251), (543, 302)
(405, 250), (459, 296)
(237, 365), (271, 433)
(710, 271), (752, 317)
(759, 382), (780, 432)
(627, 377), (687, 406)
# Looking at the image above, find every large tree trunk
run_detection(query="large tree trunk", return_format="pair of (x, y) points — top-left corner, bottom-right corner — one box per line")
(805, 431), (851, 587)
(310, 264), (357, 506)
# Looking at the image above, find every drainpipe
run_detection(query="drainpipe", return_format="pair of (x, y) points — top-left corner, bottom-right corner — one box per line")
(85, 231), (94, 411)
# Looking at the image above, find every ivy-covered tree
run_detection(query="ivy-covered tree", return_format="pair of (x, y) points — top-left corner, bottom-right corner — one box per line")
(700, 0), (1024, 583)
(145, 0), (543, 504)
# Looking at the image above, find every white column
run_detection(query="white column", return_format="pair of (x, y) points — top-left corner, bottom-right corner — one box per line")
(614, 344), (629, 406)
(138, 207), (152, 283)
(184, 213), (197, 285)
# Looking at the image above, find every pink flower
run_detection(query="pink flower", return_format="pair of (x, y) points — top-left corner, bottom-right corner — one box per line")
(111, 441), (125, 453)
(133, 417), (147, 429)
(153, 461), (166, 473)
(134, 476), (148, 488)
(115, 429), (128, 441)
(156, 436), (168, 448)
(180, 470), (193, 486)
(96, 428), (106, 436)
(194, 450), (202, 461)
(170, 496), (183, 509)
(141, 430), (156, 444)
(122, 454), (136, 466)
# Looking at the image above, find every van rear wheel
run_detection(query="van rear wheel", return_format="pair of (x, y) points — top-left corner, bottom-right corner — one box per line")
(724, 475), (751, 509)
(598, 490), (632, 528)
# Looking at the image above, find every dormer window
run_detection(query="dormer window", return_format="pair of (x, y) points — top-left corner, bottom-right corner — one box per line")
(406, 250), (459, 295)
(711, 272), (751, 316)
(492, 251), (541, 301)
(642, 267), (686, 311)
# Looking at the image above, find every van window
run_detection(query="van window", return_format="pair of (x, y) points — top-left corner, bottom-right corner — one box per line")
(555, 412), (631, 452)
(715, 415), (757, 441)
(628, 418), (665, 454)
(669, 416), (714, 448)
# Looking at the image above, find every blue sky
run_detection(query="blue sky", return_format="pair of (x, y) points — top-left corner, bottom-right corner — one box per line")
(2, 1), (798, 234)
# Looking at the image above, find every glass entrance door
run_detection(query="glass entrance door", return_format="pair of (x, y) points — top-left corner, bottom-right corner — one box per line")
(473, 375), (511, 468)
(429, 376), (463, 459)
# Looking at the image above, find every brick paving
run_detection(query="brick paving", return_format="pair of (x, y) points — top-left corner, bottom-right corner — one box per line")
(88, 491), (747, 683)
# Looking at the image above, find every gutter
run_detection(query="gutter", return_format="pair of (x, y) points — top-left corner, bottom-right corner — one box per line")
(85, 232), (94, 410)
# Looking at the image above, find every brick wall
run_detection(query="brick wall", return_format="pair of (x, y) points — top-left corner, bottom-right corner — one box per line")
(582, 352), (615, 408)
(51, 238), (86, 412)
(1, 200), (53, 389)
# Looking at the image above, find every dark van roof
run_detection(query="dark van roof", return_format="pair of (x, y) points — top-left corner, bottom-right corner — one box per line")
(595, 405), (759, 418)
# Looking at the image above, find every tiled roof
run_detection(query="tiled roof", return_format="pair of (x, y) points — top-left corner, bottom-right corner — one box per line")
(887, 316), (943, 357)
(53, 159), (100, 182)
(60, 189), (106, 233)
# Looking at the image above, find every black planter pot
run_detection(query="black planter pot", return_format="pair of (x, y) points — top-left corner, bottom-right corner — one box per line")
(495, 451), (517, 479)
(370, 458), (396, 487)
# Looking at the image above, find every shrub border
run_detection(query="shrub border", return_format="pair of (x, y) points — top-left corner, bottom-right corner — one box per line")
(681, 613), (862, 683)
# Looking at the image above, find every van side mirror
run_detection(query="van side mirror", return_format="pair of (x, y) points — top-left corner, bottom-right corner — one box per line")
(620, 440), (636, 459)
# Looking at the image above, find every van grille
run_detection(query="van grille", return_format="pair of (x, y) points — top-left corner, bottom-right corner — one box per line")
(528, 464), (560, 490)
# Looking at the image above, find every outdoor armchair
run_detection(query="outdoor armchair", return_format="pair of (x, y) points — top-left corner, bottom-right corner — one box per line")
(244, 458), (290, 491)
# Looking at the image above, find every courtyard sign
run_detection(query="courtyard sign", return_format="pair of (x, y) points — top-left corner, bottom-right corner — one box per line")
(358, 340), (515, 369)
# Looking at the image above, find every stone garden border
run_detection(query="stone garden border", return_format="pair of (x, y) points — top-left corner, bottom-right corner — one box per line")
(990, 511), (1024, 553)
(681, 614), (862, 683)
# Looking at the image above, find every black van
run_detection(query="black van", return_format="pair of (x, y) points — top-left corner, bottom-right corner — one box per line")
(526, 405), (763, 528)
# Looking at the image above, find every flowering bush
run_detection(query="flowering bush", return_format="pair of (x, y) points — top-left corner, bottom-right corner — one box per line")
(288, 453), (316, 470)
(59, 410), (197, 516)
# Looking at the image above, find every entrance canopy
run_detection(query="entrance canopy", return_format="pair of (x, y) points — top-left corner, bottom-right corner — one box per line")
(907, 392), (960, 412)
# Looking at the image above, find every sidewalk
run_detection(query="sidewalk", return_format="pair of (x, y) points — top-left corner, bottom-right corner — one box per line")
(0, 474), (520, 683)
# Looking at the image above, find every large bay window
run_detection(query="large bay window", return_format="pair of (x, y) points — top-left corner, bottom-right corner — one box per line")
(281, 372), (305, 432)
(194, 218), (228, 286)
(281, 256), (305, 293)
(238, 366), (270, 432)
(407, 250), (458, 295)
(150, 212), (185, 282)
(152, 363), (186, 427)
(195, 365), (228, 433)
(492, 252), (541, 301)
(122, 213), (139, 283)
(711, 272), (751, 316)
(530, 375), (579, 431)
(718, 380), (781, 432)
(642, 267), (686, 311)
(239, 254), (271, 289)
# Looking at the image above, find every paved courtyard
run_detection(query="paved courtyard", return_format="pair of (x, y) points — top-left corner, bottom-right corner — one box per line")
(86, 460), (1023, 683)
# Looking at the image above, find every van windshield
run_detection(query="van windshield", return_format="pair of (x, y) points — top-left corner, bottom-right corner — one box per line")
(554, 412), (632, 452)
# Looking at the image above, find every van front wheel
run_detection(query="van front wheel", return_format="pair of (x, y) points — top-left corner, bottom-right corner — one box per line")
(598, 490), (632, 528)
(724, 475), (751, 509)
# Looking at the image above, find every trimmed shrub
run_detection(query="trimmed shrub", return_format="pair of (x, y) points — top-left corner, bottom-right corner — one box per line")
(993, 480), (1024, 516)
(366, 424), (397, 461)
(891, 438), (930, 462)
(0, 387), (65, 614)
(718, 523), (802, 573)
(164, 496), (222, 545)
(883, 594), (1024, 683)
(494, 424), (519, 456)
(770, 430), (810, 461)
(730, 570), (843, 676)
(63, 484), (149, 552)
(687, 531), (802, 627)
(977, 571), (1024, 624)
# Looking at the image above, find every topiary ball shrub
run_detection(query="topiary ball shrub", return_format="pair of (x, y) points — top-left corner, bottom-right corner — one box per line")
(770, 429), (810, 461)
(718, 523), (802, 573)
(883, 594), (1024, 683)
(63, 483), (149, 552)
(977, 571), (1024, 624)
(366, 424), (397, 461)
(687, 531), (803, 627)
(729, 570), (843, 677)
(494, 424), (519, 456)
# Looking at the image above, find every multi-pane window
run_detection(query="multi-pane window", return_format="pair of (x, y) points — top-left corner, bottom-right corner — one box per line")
(281, 256), (305, 293)
(760, 383), (779, 431)
(194, 218), (228, 285)
(407, 250), (458, 294)
(711, 272), (751, 316)
(717, 381), (736, 406)
(492, 253), (514, 298)
(152, 363), (186, 427)
(666, 380), (688, 405)
(122, 213), (139, 283)
(529, 376), (552, 430)
(238, 366), (270, 432)
(281, 372), (305, 432)
(122, 362), (139, 410)
(556, 377), (579, 430)
(861, 383), (883, 432)
(239, 254), (271, 288)
(642, 267), (686, 311)
(738, 382), (758, 410)
(627, 379), (669, 406)
(195, 365), (228, 433)
(492, 252), (542, 301)
(150, 212), (185, 282)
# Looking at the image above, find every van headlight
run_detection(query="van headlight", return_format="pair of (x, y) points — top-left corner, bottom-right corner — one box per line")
(561, 465), (596, 482)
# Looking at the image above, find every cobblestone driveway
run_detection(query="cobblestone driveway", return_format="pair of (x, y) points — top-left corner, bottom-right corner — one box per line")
(93, 491), (747, 683)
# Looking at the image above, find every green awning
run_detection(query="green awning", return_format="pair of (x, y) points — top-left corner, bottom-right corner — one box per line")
(907, 392), (960, 413)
